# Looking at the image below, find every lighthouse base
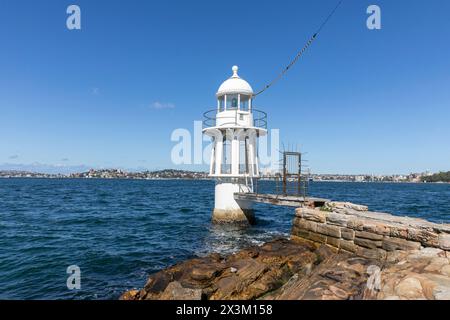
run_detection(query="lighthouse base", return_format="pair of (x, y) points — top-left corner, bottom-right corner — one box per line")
(212, 181), (255, 225)
(212, 208), (255, 225)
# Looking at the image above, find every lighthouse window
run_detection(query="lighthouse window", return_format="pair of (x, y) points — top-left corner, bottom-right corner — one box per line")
(226, 94), (238, 109)
(240, 95), (249, 111)
(218, 97), (224, 108)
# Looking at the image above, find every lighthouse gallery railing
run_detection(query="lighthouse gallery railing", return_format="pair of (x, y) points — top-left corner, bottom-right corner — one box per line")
(202, 108), (267, 130)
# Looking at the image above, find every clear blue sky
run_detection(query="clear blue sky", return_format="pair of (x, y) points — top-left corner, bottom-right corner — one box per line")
(1, 0), (449, 174)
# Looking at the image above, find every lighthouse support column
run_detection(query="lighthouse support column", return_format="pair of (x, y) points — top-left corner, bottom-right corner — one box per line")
(212, 180), (255, 225)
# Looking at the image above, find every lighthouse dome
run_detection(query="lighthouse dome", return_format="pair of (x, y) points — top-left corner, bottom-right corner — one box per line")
(217, 66), (253, 96)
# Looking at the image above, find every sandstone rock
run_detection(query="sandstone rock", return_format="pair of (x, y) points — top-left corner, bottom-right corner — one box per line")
(390, 225), (409, 239)
(382, 237), (421, 251)
(291, 225), (310, 239)
(317, 224), (341, 238)
(394, 277), (425, 299)
(408, 247), (444, 260)
(362, 222), (390, 236)
(328, 285), (349, 299)
(355, 230), (383, 241)
(119, 289), (139, 300)
(295, 218), (318, 233)
(439, 234), (450, 251)
(354, 237), (382, 249)
(190, 265), (220, 281)
(355, 247), (386, 260)
(423, 257), (448, 273)
(305, 232), (327, 244)
(326, 213), (350, 227)
(440, 265), (450, 277)
(347, 218), (364, 231)
(294, 208), (303, 218)
(301, 208), (327, 223)
(326, 236), (341, 249)
(326, 202), (368, 212)
(341, 228), (355, 241)
(420, 274), (450, 300)
(160, 281), (203, 300)
(407, 228), (439, 247)
(340, 239), (357, 253)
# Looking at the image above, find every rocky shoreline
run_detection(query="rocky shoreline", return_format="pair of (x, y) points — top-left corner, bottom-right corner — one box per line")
(121, 202), (450, 300)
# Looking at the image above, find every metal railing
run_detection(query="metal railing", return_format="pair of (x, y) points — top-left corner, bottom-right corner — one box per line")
(202, 108), (267, 130)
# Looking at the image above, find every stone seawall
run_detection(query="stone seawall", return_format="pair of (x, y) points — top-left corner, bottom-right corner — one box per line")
(292, 202), (450, 260)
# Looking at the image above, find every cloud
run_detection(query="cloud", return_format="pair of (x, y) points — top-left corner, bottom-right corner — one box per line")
(9, 155), (19, 160)
(151, 101), (175, 110)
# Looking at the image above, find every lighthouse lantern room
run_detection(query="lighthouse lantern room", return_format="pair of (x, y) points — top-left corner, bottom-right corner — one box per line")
(203, 66), (267, 224)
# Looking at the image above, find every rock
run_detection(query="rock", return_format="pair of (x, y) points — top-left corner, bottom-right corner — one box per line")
(408, 247), (444, 260)
(295, 218), (318, 233)
(326, 213), (350, 227)
(439, 234), (450, 251)
(299, 208), (327, 223)
(363, 222), (390, 236)
(355, 247), (386, 260)
(347, 218), (365, 231)
(160, 281), (203, 300)
(341, 228), (355, 241)
(382, 237), (421, 251)
(395, 277), (425, 299)
(190, 265), (220, 281)
(328, 285), (349, 300)
(440, 265), (450, 277)
(354, 237), (382, 249)
(424, 257), (448, 273)
(390, 225), (409, 239)
(340, 239), (357, 253)
(407, 228), (439, 247)
(305, 232), (327, 244)
(119, 289), (139, 300)
(355, 231), (383, 241)
(317, 224), (341, 238)
(434, 287), (450, 299)
(326, 202), (368, 212)
(326, 236), (341, 249)
(230, 267), (237, 273)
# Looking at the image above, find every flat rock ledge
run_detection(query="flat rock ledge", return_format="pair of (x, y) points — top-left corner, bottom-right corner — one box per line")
(121, 202), (450, 300)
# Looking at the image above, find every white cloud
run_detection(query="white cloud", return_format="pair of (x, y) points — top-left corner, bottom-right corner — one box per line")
(151, 101), (175, 110)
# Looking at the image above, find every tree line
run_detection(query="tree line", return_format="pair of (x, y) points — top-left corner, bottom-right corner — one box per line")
(421, 171), (450, 183)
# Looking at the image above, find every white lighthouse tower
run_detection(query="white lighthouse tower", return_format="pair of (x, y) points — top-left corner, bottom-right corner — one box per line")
(203, 66), (267, 224)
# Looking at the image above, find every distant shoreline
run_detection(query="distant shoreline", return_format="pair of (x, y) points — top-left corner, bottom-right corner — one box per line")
(1, 176), (449, 184)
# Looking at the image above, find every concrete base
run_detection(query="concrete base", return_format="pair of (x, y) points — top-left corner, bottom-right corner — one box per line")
(212, 208), (255, 225)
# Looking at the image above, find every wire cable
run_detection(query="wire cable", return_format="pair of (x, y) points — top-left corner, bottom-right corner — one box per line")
(254, 0), (344, 96)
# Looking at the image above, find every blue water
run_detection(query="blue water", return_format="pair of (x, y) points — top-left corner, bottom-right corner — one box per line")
(0, 179), (449, 300)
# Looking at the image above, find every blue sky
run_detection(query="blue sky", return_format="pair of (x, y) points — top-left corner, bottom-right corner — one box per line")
(1, 0), (449, 174)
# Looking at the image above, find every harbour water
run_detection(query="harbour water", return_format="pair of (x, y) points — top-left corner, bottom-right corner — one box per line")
(0, 179), (449, 299)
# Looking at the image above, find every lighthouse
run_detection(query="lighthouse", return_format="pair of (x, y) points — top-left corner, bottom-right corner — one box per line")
(203, 66), (267, 224)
